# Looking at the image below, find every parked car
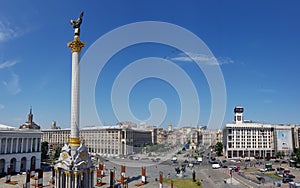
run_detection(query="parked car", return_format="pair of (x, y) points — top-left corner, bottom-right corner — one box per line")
(283, 173), (295, 179)
(229, 166), (239, 172)
(288, 182), (300, 188)
(283, 177), (293, 183)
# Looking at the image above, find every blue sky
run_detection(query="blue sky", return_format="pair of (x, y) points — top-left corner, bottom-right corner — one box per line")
(0, 1), (300, 129)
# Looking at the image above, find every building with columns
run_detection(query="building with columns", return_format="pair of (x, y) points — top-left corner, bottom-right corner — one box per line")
(0, 109), (42, 175)
(42, 124), (156, 157)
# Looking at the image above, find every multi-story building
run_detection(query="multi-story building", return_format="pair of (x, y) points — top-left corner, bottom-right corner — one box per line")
(42, 123), (157, 157)
(223, 106), (295, 159)
(198, 129), (222, 148)
(290, 125), (300, 151)
(0, 109), (42, 174)
(156, 125), (222, 150)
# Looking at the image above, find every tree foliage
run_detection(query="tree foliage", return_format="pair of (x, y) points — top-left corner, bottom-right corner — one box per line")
(276, 151), (285, 158)
(53, 147), (61, 160)
(215, 142), (223, 156)
(296, 148), (300, 162)
(41, 141), (49, 161)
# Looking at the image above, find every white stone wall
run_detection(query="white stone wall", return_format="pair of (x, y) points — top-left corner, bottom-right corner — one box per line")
(0, 129), (42, 173)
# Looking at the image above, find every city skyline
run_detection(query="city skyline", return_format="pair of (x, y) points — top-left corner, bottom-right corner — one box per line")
(0, 1), (300, 129)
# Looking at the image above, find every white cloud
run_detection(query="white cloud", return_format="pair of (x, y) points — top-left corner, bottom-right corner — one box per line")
(3, 72), (21, 95)
(0, 104), (4, 110)
(0, 60), (17, 69)
(0, 20), (20, 43)
(170, 52), (234, 66)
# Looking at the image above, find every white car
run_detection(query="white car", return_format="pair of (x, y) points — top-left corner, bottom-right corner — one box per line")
(259, 168), (268, 173)
(212, 163), (221, 169)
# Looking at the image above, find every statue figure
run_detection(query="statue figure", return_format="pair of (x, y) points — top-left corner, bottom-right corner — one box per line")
(70, 12), (84, 36)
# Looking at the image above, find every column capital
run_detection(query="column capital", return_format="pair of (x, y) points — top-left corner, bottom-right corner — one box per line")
(65, 171), (71, 177)
(68, 36), (86, 53)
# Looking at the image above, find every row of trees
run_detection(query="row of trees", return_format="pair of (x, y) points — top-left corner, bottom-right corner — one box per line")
(41, 141), (61, 162)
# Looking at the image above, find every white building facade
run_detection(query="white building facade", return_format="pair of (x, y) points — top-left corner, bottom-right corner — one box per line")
(42, 125), (156, 157)
(0, 124), (42, 174)
(223, 106), (295, 159)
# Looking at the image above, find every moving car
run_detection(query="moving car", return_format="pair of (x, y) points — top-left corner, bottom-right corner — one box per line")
(283, 173), (295, 179)
(283, 177), (293, 183)
(212, 163), (221, 169)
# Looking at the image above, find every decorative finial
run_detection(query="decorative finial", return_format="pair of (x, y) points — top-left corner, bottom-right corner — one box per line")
(28, 106), (33, 123)
(68, 12), (86, 53)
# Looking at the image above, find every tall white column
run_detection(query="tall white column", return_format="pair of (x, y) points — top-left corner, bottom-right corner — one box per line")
(10, 138), (13, 153)
(25, 138), (29, 152)
(15, 138), (19, 153)
(4, 138), (7, 154)
(71, 51), (80, 140)
(34, 138), (38, 152)
(55, 169), (59, 187)
(74, 172), (78, 188)
(68, 35), (85, 152)
(30, 138), (33, 152)
(65, 172), (69, 188)
(21, 138), (24, 153)
(38, 138), (41, 152)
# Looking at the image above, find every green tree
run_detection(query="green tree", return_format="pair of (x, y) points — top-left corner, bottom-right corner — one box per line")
(276, 151), (284, 158)
(215, 142), (223, 156)
(53, 147), (61, 160)
(41, 141), (49, 161)
(296, 148), (300, 162)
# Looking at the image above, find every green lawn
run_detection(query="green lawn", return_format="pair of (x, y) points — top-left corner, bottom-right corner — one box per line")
(163, 178), (202, 188)
(263, 173), (282, 181)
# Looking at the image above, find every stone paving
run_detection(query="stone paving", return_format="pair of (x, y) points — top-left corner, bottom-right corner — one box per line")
(2, 158), (299, 188)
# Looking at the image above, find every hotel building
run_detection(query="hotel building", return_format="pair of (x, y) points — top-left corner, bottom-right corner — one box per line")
(223, 106), (294, 159)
